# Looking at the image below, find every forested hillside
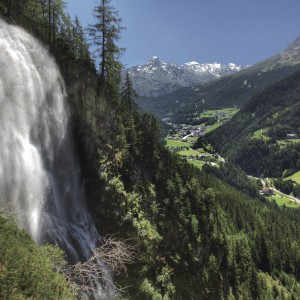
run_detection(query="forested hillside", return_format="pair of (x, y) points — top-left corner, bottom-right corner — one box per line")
(1, 1), (300, 300)
(208, 69), (300, 178)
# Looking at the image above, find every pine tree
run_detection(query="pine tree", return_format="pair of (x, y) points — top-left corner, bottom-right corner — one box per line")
(88, 0), (124, 96)
(120, 72), (139, 158)
(139, 114), (160, 165)
(121, 72), (138, 113)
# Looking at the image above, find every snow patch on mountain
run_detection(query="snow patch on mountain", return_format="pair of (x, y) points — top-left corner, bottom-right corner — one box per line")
(126, 56), (248, 97)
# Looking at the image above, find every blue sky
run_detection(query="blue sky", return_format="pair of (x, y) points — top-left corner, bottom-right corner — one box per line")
(67, 0), (300, 67)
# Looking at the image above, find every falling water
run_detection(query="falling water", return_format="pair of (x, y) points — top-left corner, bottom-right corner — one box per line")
(0, 19), (113, 298)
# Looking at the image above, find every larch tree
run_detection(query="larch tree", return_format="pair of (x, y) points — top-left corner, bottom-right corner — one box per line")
(88, 0), (124, 97)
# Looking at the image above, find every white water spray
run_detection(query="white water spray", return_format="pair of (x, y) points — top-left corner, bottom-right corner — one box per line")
(0, 19), (113, 298)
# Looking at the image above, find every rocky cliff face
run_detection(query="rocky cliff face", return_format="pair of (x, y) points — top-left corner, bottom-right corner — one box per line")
(61, 61), (117, 228)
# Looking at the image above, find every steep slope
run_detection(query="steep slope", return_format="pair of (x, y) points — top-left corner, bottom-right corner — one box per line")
(208, 69), (300, 177)
(4, 4), (300, 300)
(136, 37), (300, 122)
(0, 212), (73, 299)
(126, 56), (245, 97)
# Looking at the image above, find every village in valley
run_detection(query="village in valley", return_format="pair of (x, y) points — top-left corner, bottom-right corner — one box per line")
(164, 108), (300, 209)
(163, 108), (239, 168)
(164, 122), (224, 170)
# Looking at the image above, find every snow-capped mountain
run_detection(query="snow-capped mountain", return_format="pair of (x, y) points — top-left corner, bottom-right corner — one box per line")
(126, 56), (248, 97)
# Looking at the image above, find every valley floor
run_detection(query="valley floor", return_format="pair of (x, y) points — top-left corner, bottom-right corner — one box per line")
(165, 109), (300, 210)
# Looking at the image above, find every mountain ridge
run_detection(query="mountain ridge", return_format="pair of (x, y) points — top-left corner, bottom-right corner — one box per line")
(135, 36), (300, 123)
(126, 56), (247, 97)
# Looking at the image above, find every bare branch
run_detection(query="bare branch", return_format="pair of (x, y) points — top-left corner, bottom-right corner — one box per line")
(63, 234), (138, 297)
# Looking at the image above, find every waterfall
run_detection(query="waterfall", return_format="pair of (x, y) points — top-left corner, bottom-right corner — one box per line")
(0, 18), (113, 298)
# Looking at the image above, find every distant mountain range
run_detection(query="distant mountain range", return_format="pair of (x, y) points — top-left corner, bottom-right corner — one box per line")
(126, 56), (246, 97)
(135, 37), (300, 123)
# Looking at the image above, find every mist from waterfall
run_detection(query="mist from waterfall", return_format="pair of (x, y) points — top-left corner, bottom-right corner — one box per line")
(0, 18), (113, 298)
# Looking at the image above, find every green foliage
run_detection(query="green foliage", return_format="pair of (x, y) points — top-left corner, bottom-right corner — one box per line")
(7, 3), (300, 299)
(88, 0), (125, 96)
(203, 161), (260, 198)
(208, 70), (300, 178)
(293, 184), (300, 198)
(0, 213), (73, 299)
(235, 140), (300, 177)
(95, 103), (300, 299)
(121, 72), (138, 110)
(72, 15), (90, 61)
(0, 0), (94, 74)
(139, 279), (163, 300)
(268, 124), (293, 139)
(275, 179), (294, 194)
(287, 170), (300, 183)
(257, 271), (300, 300)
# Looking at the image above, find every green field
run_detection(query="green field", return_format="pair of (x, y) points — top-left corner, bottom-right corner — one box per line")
(188, 160), (206, 169)
(266, 189), (300, 208)
(269, 195), (300, 208)
(178, 149), (201, 156)
(186, 137), (198, 142)
(194, 147), (209, 154)
(252, 129), (271, 141)
(187, 107), (240, 134)
(166, 138), (220, 168)
(204, 122), (224, 133)
(200, 107), (239, 119)
(287, 170), (300, 184)
(165, 139), (191, 148)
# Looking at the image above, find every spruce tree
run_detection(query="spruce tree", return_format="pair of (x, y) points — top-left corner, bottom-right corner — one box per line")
(88, 0), (124, 96)
(120, 72), (139, 157)
(121, 72), (138, 112)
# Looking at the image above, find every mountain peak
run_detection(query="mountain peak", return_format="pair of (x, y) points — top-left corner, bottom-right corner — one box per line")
(184, 61), (200, 66)
(126, 57), (247, 97)
(147, 56), (163, 66)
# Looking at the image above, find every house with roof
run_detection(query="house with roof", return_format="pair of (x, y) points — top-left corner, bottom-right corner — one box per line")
(261, 187), (274, 196)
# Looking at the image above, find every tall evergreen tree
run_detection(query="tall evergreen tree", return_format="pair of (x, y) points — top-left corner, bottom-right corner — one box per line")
(120, 72), (139, 158)
(73, 15), (90, 61)
(88, 0), (124, 96)
(121, 72), (138, 112)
